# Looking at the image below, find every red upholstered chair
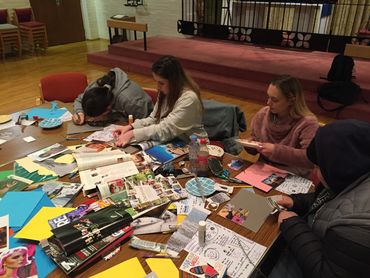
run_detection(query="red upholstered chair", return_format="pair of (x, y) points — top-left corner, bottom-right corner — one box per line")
(143, 87), (158, 104)
(12, 7), (47, 54)
(39, 72), (88, 103)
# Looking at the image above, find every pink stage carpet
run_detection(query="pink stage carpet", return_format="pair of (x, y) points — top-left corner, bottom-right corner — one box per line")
(88, 36), (370, 122)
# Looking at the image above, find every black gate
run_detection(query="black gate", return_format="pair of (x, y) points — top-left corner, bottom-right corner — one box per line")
(178, 0), (370, 53)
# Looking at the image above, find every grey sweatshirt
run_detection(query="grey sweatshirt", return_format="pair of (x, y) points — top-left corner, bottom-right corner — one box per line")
(73, 68), (153, 121)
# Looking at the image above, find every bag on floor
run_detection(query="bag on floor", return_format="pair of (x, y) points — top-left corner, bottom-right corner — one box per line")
(317, 54), (365, 112)
(327, 54), (354, 82)
(317, 81), (362, 112)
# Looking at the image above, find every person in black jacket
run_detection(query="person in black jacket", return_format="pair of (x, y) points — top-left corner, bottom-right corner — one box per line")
(269, 119), (370, 278)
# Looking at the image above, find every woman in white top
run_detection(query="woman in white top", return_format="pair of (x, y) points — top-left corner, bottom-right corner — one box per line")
(114, 55), (207, 146)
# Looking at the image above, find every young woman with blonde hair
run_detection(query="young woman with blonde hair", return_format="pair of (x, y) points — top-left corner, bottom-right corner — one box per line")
(245, 75), (319, 177)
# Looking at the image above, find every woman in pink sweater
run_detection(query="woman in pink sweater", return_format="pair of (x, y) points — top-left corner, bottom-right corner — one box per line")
(246, 75), (319, 177)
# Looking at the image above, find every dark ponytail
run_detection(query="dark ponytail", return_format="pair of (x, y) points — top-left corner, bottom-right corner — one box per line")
(82, 71), (115, 117)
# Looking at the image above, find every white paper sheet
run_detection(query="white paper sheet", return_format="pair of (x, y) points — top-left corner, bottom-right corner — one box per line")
(184, 220), (267, 278)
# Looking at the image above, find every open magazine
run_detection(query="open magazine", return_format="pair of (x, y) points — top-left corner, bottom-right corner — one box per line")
(124, 170), (188, 213)
(145, 139), (188, 164)
(79, 160), (139, 196)
(73, 149), (131, 171)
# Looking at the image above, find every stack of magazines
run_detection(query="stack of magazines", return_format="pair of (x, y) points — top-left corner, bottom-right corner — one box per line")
(42, 205), (134, 275)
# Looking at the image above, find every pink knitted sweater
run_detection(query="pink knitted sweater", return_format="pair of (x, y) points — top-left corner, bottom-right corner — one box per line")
(250, 106), (319, 177)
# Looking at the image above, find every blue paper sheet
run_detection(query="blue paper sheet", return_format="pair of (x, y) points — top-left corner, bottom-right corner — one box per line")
(0, 191), (54, 230)
(26, 101), (67, 120)
(10, 237), (56, 278)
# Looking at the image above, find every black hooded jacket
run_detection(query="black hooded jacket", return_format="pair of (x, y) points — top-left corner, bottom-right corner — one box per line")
(280, 119), (370, 278)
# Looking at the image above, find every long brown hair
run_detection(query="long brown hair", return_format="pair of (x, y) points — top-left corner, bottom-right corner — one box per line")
(271, 75), (313, 119)
(152, 56), (202, 118)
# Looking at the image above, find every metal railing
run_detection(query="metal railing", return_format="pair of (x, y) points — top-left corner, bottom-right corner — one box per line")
(178, 0), (370, 52)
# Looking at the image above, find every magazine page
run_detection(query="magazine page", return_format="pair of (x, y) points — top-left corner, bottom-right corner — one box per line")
(73, 149), (131, 171)
(0, 215), (9, 253)
(27, 143), (68, 162)
(145, 139), (188, 164)
(38, 181), (83, 207)
(0, 245), (38, 278)
(80, 160), (139, 196)
(133, 140), (160, 151)
(84, 124), (121, 142)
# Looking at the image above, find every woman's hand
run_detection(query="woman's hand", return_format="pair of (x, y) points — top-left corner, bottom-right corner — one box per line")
(72, 112), (85, 125)
(276, 195), (294, 209)
(278, 210), (298, 227)
(258, 142), (275, 158)
(113, 125), (132, 138)
(115, 130), (134, 147)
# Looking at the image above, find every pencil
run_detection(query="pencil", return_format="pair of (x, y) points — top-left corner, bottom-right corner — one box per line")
(232, 185), (253, 188)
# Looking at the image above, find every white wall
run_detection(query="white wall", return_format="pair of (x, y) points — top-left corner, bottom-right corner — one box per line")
(0, 0), (29, 8)
(84, 0), (184, 40)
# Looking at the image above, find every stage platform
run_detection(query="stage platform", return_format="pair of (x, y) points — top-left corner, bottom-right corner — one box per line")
(87, 36), (370, 122)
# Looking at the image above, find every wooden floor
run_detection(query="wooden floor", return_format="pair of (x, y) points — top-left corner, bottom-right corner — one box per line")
(0, 39), (334, 137)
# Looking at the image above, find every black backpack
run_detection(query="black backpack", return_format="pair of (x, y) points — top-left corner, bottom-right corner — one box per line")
(317, 54), (364, 112)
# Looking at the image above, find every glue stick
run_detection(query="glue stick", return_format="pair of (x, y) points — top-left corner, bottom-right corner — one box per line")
(128, 114), (134, 125)
(198, 221), (206, 247)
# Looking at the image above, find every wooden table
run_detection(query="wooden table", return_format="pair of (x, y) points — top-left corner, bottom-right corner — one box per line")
(0, 115), (281, 277)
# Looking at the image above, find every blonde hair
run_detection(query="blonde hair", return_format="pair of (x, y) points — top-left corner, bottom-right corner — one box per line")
(271, 75), (313, 119)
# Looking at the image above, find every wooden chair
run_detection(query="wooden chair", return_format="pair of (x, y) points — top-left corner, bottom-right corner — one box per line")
(12, 7), (47, 55)
(0, 9), (21, 59)
(143, 87), (158, 104)
(39, 72), (88, 103)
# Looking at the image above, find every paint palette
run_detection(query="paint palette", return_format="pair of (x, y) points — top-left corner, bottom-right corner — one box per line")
(39, 118), (63, 129)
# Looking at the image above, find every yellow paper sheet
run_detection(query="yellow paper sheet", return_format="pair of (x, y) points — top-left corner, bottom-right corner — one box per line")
(146, 258), (179, 278)
(67, 144), (85, 151)
(15, 157), (40, 173)
(177, 214), (186, 225)
(16, 157), (57, 176)
(37, 167), (57, 176)
(167, 203), (177, 210)
(54, 154), (75, 164)
(15, 207), (74, 241)
(91, 257), (146, 278)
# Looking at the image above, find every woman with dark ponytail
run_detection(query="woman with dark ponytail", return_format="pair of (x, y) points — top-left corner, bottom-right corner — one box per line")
(73, 68), (153, 125)
(114, 55), (207, 147)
